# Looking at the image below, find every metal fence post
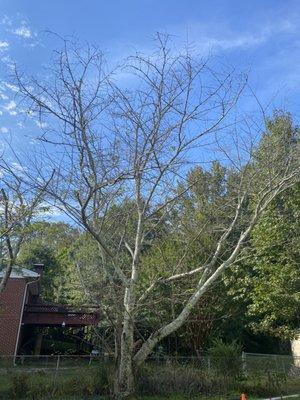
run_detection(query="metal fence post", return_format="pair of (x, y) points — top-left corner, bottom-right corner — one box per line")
(50, 355), (61, 397)
(56, 355), (60, 371)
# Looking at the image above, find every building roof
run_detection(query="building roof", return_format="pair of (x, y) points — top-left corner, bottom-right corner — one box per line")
(0, 266), (40, 279)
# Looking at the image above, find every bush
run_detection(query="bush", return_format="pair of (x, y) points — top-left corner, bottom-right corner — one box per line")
(137, 364), (200, 396)
(136, 363), (229, 396)
(238, 371), (288, 397)
(208, 339), (242, 379)
(50, 365), (112, 398)
(10, 372), (31, 399)
(60, 365), (111, 396)
(6, 365), (112, 399)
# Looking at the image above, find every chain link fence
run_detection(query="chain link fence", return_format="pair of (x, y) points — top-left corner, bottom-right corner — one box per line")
(0, 353), (299, 399)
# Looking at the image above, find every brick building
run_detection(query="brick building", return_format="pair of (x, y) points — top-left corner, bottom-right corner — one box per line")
(0, 264), (100, 356)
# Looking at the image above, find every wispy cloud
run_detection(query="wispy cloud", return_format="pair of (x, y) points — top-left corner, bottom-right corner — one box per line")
(113, 16), (297, 71)
(1, 15), (12, 27)
(10, 161), (27, 174)
(118, 16), (287, 62)
(1, 55), (14, 70)
(196, 34), (266, 53)
(3, 100), (17, 115)
(0, 41), (9, 52)
(38, 202), (63, 218)
(0, 127), (8, 133)
(1, 15), (32, 39)
(13, 25), (32, 39)
(35, 120), (48, 129)
(0, 15), (38, 53)
(4, 83), (18, 92)
(180, 18), (296, 54)
(3, 100), (16, 111)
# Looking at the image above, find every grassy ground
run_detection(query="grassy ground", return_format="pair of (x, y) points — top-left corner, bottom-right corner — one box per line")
(0, 365), (299, 400)
(31, 396), (300, 400)
(131, 396), (300, 400)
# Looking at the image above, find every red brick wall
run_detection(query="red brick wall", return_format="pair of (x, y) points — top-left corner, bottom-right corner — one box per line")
(0, 279), (27, 355)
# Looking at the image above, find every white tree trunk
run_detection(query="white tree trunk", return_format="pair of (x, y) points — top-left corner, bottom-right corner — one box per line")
(116, 286), (136, 397)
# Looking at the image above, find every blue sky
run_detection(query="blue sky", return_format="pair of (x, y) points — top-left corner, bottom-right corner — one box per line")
(0, 0), (300, 147)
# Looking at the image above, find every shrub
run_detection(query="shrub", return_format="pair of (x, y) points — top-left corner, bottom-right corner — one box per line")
(6, 365), (112, 400)
(53, 365), (112, 397)
(136, 363), (227, 396)
(208, 339), (242, 379)
(238, 371), (288, 397)
(10, 372), (31, 399)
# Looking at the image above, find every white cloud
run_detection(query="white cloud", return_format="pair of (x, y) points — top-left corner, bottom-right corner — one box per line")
(3, 100), (18, 116)
(0, 41), (9, 51)
(39, 202), (63, 218)
(3, 100), (16, 111)
(196, 35), (265, 53)
(13, 25), (32, 39)
(4, 83), (18, 92)
(204, 19), (295, 52)
(0, 127), (8, 133)
(1, 15), (12, 26)
(0, 93), (8, 100)
(11, 162), (26, 173)
(160, 17), (297, 56)
(35, 120), (48, 129)
(1, 55), (14, 69)
(1, 16), (38, 52)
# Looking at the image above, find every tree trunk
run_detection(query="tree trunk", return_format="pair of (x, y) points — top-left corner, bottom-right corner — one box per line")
(115, 289), (135, 398)
(116, 351), (134, 398)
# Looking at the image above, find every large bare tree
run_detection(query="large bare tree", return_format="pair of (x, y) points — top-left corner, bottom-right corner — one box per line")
(14, 35), (300, 396)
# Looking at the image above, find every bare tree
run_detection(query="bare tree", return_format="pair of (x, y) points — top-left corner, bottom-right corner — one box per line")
(0, 159), (51, 293)
(14, 35), (300, 397)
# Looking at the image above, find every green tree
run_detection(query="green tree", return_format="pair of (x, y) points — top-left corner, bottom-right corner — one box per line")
(18, 221), (81, 304)
(246, 187), (300, 339)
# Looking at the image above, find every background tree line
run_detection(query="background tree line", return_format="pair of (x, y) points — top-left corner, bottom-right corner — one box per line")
(1, 112), (297, 357)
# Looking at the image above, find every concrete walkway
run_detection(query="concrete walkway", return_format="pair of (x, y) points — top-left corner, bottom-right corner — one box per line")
(262, 394), (300, 400)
